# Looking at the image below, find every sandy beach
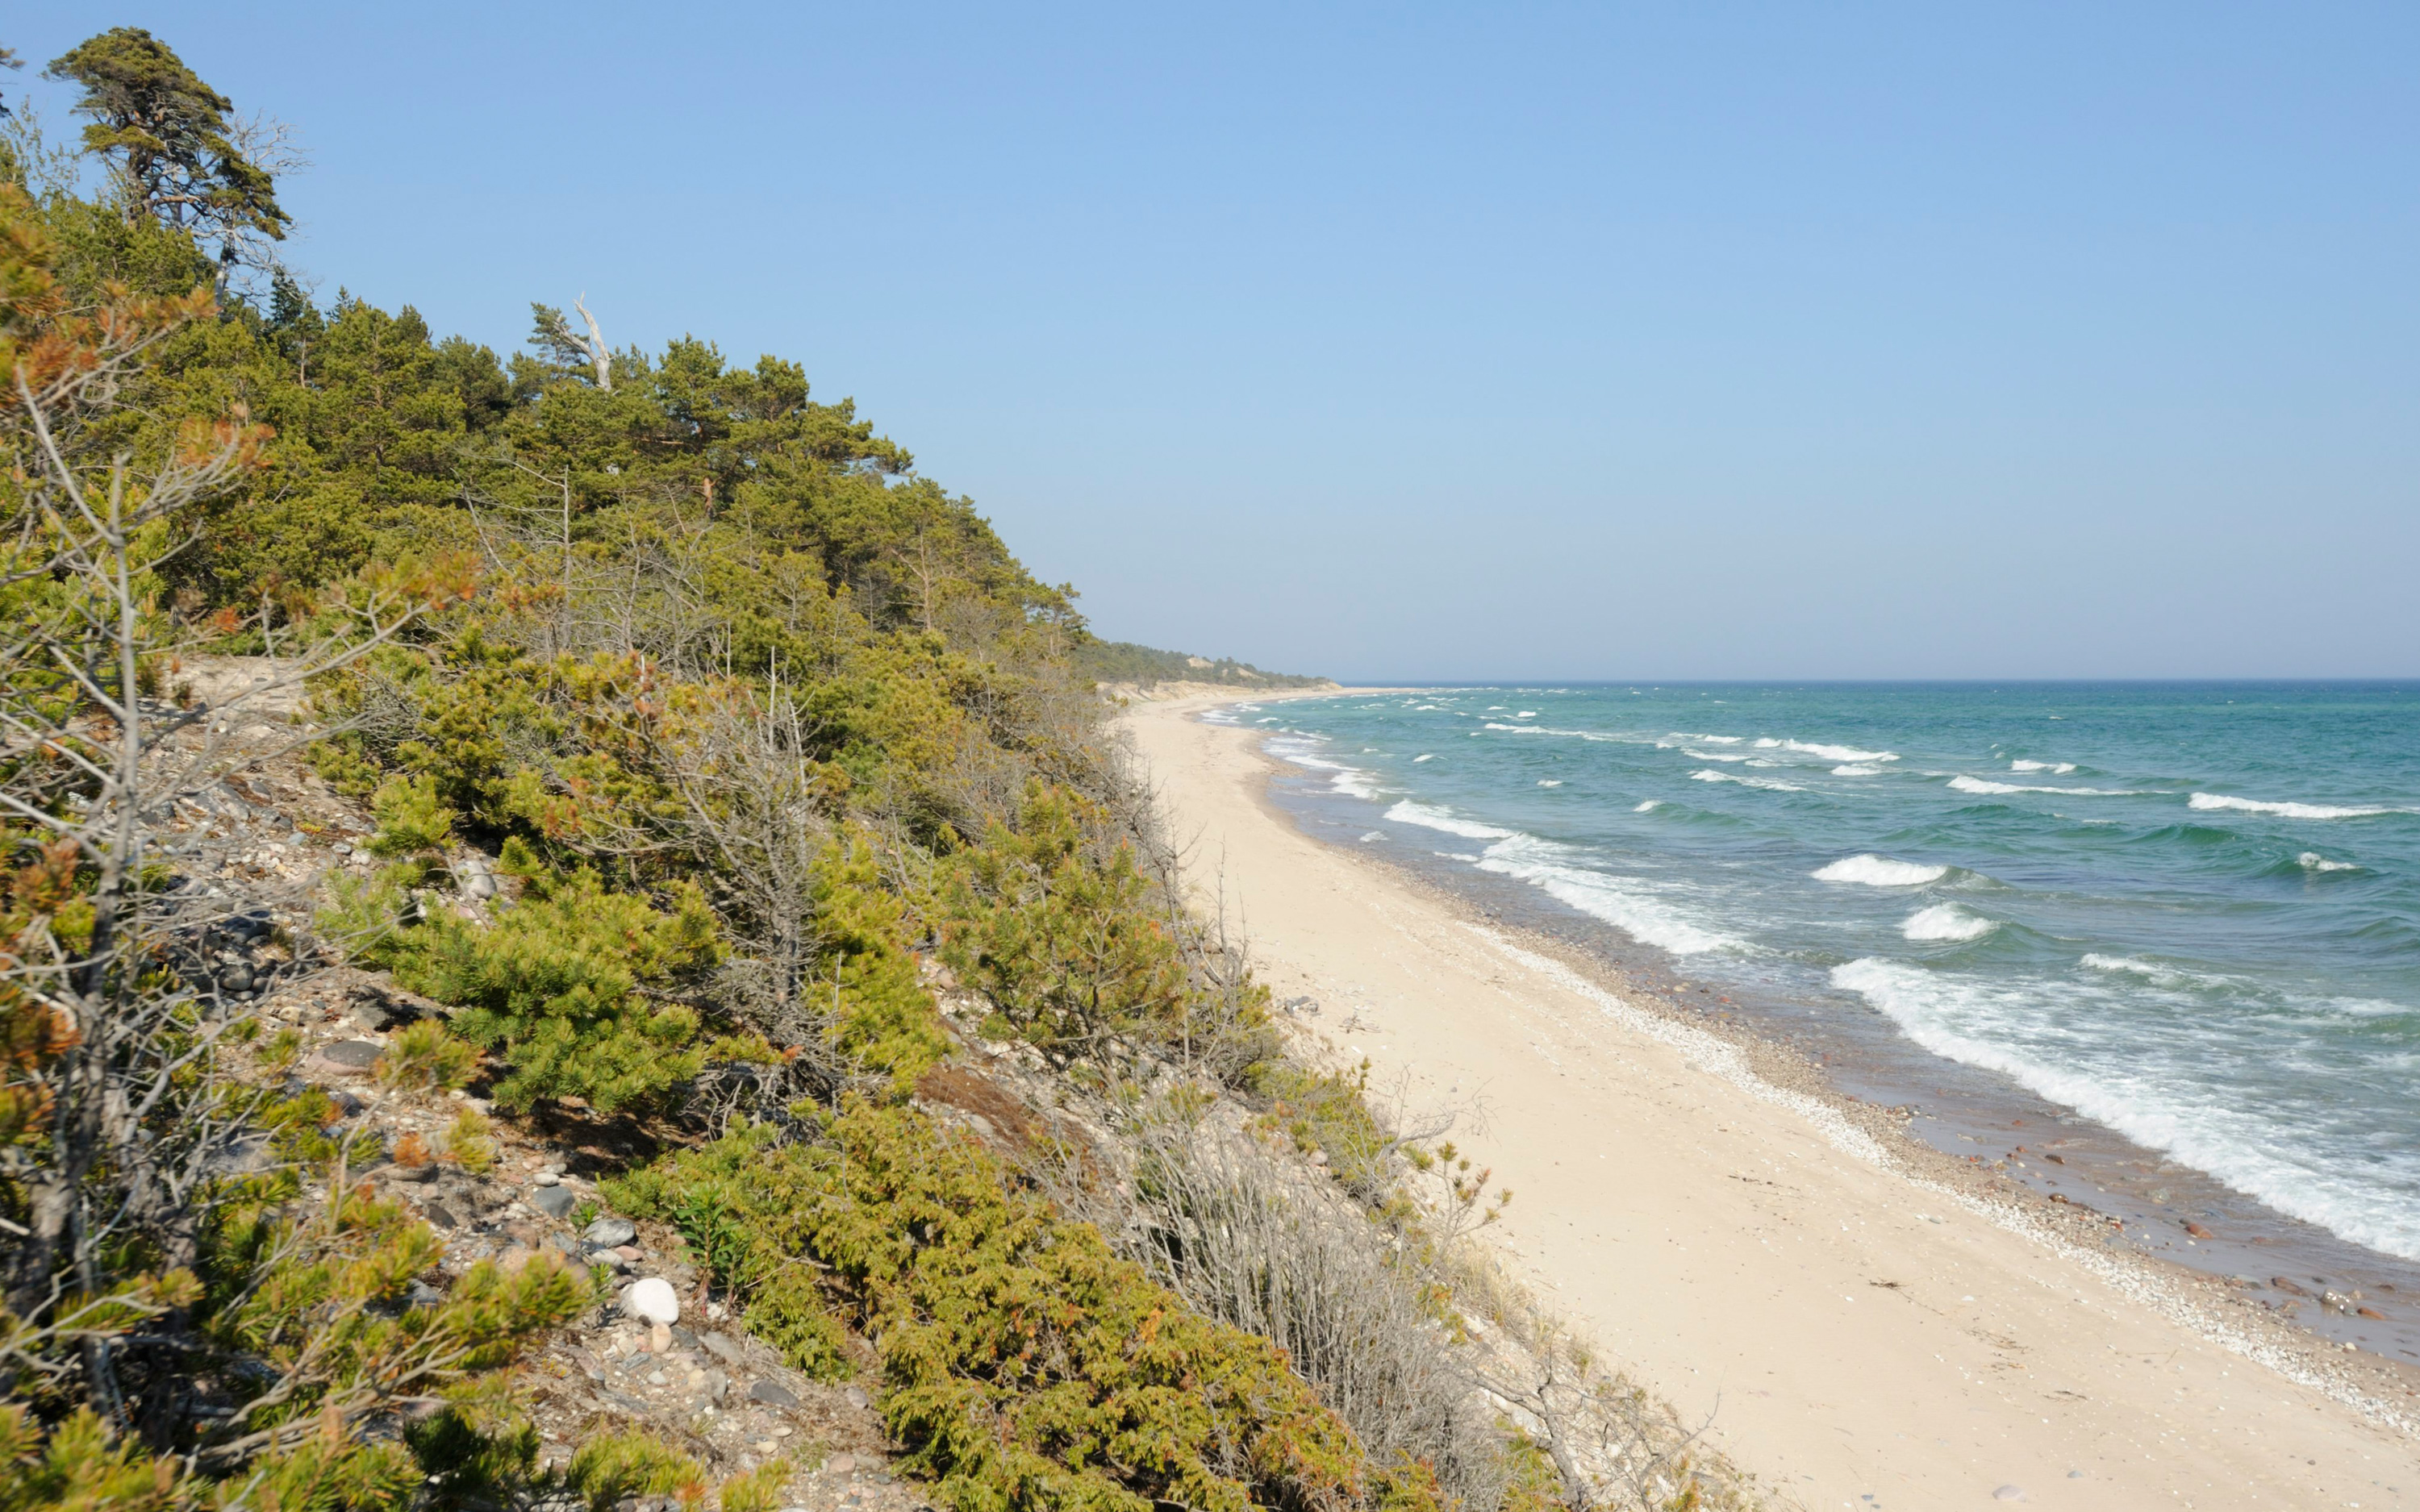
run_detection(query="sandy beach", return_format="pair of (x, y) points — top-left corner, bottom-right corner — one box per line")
(1120, 687), (2420, 1511)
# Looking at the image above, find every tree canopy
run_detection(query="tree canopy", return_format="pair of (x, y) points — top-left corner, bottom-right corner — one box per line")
(44, 27), (288, 266)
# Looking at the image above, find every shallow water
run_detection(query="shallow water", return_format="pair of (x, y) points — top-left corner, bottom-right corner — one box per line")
(1225, 684), (2420, 1282)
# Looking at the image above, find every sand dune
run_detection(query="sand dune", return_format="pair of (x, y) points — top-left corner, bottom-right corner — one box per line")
(1121, 690), (2418, 1510)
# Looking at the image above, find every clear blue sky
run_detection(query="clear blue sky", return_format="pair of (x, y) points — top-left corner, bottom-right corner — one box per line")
(15, 4), (2418, 680)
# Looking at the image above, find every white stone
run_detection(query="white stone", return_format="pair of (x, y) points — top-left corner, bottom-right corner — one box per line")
(621, 1277), (680, 1325)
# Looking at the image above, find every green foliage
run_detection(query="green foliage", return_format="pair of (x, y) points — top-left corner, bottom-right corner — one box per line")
(610, 1106), (1445, 1512)
(364, 773), (457, 869)
(938, 785), (1187, 1064)
(1070, 639), (1326, 690)
(0, 1406), (188, 1512)
(1247, 1059), (1402, 1201)
(563, 1430), (790, 1512)
(812, 839), (951, 1083)
(741, 1267), (856, 1382)
(376, 1018), (480, 1092)
(369, 864), (718, 1112)
(43, 28), (289, 257)
(442, 1106), (499, 1173)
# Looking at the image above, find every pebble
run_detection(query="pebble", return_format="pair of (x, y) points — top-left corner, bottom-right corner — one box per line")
(309, 1039), (384, 1074)
(622, 1277), (680, 1325)
(531, 1185), (578, 1220)
(532, 1171), (560, 1186)
(1993, 1486), (2025, 1502)
(749, 1380), (799, 1409)
(845, 1385), (870, 1410)
(586, 1216), (638, 1248)
(649, 1322), (673, 1353)
(826, 1454), (856, 1476)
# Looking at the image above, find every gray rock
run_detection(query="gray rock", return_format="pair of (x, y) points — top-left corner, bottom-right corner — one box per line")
(702, 1331), (745, 1365)
(705, 1368), (728, 1401)
(844, 1385), (870, 1410)
(585, 1216), (637, 1248)
(407, 1280), (444, 1307)
(424, 1202), (459, 1230)
(747, 1380), (799, 1409)
(218, 962), (255, 994)
(459, 854), (498, 900)
(532, 1185), (578, 1219)
(205, 1131), (275, 1176)
(319, 1039), (382, 1069)
(1993, 1488), (2026, 1502)
(585, 1248), (631, 1271)
(670, 1325), (698, 1350)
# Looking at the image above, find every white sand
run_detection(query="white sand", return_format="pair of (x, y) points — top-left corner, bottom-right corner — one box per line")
(1123, 689), (2419, 1510)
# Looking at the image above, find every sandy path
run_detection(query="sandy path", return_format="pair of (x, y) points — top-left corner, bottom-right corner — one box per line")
(1122, 690), (2418, 1512)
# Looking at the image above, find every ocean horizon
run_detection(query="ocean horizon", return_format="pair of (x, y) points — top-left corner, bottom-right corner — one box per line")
(1229, 680), (2420, 1268)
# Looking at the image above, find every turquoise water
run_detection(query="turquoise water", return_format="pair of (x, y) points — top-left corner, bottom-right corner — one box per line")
(1227, 684), (2420, 1262)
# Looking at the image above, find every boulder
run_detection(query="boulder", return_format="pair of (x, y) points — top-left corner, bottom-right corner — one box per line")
(748, 1379), (799, 1409)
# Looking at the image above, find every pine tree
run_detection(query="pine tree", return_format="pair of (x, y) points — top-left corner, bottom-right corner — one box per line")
(43, 28), (289, 271)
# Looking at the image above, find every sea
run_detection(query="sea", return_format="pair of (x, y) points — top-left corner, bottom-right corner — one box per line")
(1217, 682), (2420, 1348)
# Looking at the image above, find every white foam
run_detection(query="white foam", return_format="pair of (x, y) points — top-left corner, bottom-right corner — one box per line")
(1634, 800), (1660, 812)
(1412, 753), (1436, 763)
(2011, 760), (2077, 774)
(2080, 953), (2236, 993)
(1684, 748), (1751, 762)
(1384, 799), (1513, 841)
(1266, 736), (1385, 801)
(2298, 852), (2360, 873)
(1753, 738), (1898, 763)
(1902, 904), (1997, 942)
(1950, 775), (2136, 797)
(1831, 764), (1883, 777)
(1516, 710), (1538, 719)
(1475, 835), (1745, 955)
(1358, 831), (1383, 843)
(1483, 722), (1630, 743)
(1691, 768), (1806, 792)
(1813, 854), (1948, 887)
(1831, 958), (2420, 1262)
(2189, 792), (2402, 820)
(1537, 778), (1563, 787)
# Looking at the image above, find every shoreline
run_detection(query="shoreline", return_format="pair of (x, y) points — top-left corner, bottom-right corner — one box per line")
(1121, 686), (2418, 1509)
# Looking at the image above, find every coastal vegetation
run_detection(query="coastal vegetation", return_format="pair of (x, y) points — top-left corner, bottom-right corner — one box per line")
(0, 28), (1743, 1512)
(1071, 641), (1329, 691)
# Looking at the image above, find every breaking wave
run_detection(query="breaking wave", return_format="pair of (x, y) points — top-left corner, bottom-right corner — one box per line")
(2190, 792), (2404, 820)
(1901, 904), (1997, 942)
(1383, 799), (1512, 841)
(1813, 854), (1948, 887)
